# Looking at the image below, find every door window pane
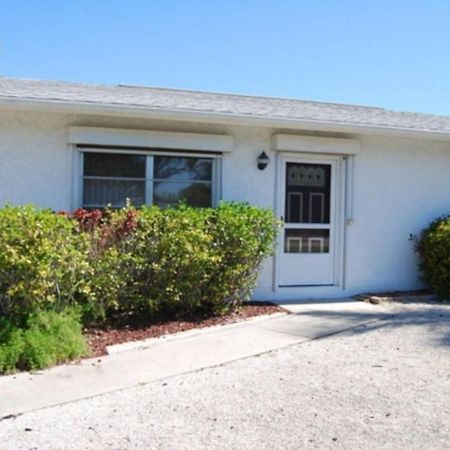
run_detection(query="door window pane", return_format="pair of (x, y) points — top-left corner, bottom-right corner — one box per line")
(84, 153), (146, 178)
(284, 229), (330, 253)
(285, 163), (331, 224)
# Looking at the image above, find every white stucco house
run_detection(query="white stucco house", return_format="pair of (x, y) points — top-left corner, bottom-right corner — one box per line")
(1, 77), (449, 301)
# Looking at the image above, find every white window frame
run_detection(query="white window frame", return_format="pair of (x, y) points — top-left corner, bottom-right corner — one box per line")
(73, 147), (222, 209)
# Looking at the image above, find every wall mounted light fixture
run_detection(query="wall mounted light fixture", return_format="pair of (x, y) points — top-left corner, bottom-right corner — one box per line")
(257, 151), (270, 170)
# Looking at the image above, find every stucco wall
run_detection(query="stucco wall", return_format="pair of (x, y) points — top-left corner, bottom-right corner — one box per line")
(0, 110), (73, 209)
(1, 109), (449, 300)
(345, 135), (450, 294)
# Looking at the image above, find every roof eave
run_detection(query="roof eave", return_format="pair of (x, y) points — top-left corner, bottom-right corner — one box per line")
(1, 96), (450, 141)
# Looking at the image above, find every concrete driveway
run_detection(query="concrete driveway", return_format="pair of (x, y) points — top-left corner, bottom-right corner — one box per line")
(1, 301), (449, 449)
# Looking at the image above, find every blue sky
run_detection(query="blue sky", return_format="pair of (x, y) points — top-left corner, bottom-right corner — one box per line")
(1, 1), (450, 115)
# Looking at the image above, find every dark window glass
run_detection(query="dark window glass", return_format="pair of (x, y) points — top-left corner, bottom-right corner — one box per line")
(82, 153), (214, 209)
(84, 153), (146, 178)
(285, 163), (331, 224)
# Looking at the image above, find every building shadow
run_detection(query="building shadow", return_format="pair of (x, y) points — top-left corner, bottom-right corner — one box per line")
(288, 301), (450, 348)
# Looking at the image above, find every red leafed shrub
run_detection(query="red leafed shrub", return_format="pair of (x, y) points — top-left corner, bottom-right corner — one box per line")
(57, 207), (141, 321)
(72, 208), (103, 232)
(68, 208), (139, 250)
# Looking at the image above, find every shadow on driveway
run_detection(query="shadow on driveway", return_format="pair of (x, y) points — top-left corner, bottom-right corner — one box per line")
(295, 301), (450, 348)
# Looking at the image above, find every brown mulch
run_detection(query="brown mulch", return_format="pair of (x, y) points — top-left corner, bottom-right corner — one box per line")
(85, 302), (285, 357)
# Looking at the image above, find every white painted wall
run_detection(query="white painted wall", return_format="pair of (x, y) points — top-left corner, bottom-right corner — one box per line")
(1, 109), (449, 300)
(0, 110), (72, 210)
(345, 136), (450, 294)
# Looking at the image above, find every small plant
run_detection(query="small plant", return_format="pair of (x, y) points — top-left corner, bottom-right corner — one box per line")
(0, 318), (24, 373)
(0, 309), (87, 374)
(412, 214), (450, 300)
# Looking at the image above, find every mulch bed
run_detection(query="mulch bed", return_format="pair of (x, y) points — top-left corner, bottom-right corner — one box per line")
(85, 302), (285, 357)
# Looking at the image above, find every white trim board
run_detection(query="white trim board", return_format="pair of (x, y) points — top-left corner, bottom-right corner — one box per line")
(272, 134), (360, 155)
(68, 126), (234, 152)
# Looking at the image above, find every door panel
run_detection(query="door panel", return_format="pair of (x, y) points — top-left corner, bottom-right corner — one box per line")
(279, 158), (338, 286)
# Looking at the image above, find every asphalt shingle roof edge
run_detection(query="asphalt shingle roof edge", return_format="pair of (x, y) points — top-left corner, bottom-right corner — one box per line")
(1, 77), (450, 137)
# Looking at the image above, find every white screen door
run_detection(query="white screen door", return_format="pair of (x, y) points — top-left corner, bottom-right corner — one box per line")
(278, 156), (339, 286)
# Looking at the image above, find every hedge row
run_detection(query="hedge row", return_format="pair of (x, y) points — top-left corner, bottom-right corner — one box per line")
(0, 203), (280, 324)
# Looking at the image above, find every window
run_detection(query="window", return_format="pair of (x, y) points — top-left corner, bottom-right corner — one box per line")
(80, 151), (218, 208)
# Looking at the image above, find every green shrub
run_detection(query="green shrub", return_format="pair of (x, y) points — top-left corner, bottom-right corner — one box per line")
(0, 202), (279, 324)
(0, 309), (87, 374)
(21, 309), (88, 370)
(114, 202), (280, 316)
(413, 214), (450, 300)
(206, 202), (279, 312)
(0, 318), (25, 373)
(69, 208), (138, 322)
(0, 205), (92, 322)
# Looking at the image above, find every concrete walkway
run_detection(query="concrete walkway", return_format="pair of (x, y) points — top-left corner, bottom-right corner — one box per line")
(0, 299), (391, 419)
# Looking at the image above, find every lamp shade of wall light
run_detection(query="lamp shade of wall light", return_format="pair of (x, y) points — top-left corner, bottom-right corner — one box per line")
(257, 151), (270, 170)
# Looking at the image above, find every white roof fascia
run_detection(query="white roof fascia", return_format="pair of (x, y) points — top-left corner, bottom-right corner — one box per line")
(2, 96), (450, 141)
